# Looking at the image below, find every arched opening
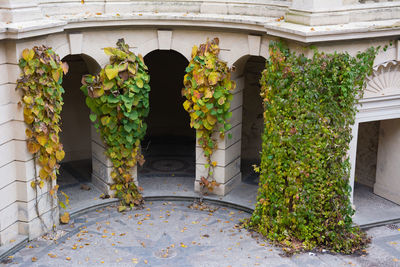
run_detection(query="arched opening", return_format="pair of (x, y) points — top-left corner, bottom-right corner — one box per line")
(239, 56), (265, 186)
(139, 50), (195, 183)
(58, 54), (101, 209)
(354, 118), (400, 225)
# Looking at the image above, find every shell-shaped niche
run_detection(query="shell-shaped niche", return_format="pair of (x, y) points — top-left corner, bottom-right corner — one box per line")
(364, 61), (400, 99)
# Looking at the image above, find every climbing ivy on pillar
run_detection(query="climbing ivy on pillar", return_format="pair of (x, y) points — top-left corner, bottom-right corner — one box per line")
(81, 39), (150, 211)
(16, 45), (69, 216)
(247, 41), (379, 253)
(182, 38), (235, 193)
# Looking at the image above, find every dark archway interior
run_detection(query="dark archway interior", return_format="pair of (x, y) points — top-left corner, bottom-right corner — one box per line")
(58, 55), (97, 191)
(139, 50), (195, 178)
(240, 56), (265, 185)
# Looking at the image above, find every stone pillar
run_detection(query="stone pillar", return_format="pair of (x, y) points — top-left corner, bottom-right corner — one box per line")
(287, 0), (348, 26)
(373, 119), (400, 205)
(91, 125), (138, 196)
(194, 76), (243, 196)
(348, 121), (359, 204)
(0, 39), (58, 243)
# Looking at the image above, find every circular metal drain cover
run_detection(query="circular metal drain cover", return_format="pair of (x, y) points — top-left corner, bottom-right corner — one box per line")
(150, 158), (187, 172)
(153, 248), (177, 259)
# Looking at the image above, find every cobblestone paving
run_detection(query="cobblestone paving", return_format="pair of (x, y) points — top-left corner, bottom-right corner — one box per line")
(2, 201), (400, 267)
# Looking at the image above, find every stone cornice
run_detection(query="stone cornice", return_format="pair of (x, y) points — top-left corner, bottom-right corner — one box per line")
(265, 19), (400, 43)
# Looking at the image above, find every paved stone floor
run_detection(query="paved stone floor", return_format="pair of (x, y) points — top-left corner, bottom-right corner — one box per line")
(2, 200), (400, 267)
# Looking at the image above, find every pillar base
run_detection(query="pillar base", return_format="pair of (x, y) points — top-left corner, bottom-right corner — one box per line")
(194, 172), (241, 196)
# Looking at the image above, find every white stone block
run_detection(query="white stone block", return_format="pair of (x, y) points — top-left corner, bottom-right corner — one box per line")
(0, 182), (16, 211)
(0, 83), (20, 106)
(91, 124), (104, 145)
(18, 207), (59, 240)
(92, 173), (115, 196)
(0, 202), (18, 231)
(15, 159), (35, 183)
(196, 140), (241, 166)
(229, 90), (243, 112)
(157, 30), (172, 50)
(194, 172), (241, 196)
(7, 64), (19, 84)
(0, 103), (17, 125)
(248, 35), (261, 56)
(18, 192), (57, 222)
(14, 139), (32, 162)
(0, 161), (16, 189)
(91, 141), (112, 167)
(16, 178), (54, 203)
(196, 156), (240, 184)
(68, 33), (83, 55)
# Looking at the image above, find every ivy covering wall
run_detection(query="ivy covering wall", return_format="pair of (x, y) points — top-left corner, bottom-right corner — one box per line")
(248, 41), (378, 253)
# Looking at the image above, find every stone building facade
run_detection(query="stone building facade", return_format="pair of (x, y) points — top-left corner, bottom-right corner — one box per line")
(0, 0), (399, 247)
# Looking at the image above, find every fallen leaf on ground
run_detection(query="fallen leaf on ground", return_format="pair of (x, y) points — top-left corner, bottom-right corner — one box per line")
(60, 212), (70, 224)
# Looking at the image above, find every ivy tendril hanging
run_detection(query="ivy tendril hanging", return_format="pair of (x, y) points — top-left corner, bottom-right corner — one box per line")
(81, 39), (150, 211)
(182, 38), (235, 193)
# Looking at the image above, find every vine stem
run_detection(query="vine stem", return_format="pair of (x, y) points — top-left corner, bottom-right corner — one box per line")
(33, 153), (49, 233)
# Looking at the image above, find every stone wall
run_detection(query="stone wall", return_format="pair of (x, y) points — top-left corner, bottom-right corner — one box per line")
(355, 121), (380, 188)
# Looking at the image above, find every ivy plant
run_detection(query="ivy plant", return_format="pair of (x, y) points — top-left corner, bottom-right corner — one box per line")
(182, 38), (235, 193)
(247, 41), (379, 253)
(17, 45), (69, 219)
(81, 39), (150, 211)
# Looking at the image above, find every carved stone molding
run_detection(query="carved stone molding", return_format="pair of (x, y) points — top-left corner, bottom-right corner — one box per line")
(364, 60), (400, 99)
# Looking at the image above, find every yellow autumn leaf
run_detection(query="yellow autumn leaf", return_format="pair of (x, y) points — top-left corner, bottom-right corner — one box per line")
(22, 49), (35, 61)
(208, 71), (220, 85)
(39, 168), (49, 180)
(191, 45), (198, 58)
(25, 128), (33, 138)
(56, 150), (65, 161)
(23, 95), (33, 104)
(207, 114), (217, 125)
(183, 100), (191, 111)
(60, 212), (70, 224)
(24, 113), (34, 124)
(36, 134), (48, 146)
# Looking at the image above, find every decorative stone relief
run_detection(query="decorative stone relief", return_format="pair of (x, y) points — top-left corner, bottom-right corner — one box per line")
(364, 61), (400, 98)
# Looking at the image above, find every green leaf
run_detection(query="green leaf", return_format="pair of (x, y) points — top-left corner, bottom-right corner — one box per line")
(89, 114), (97, 122)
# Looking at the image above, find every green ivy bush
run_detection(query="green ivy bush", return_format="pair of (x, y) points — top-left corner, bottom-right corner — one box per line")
(182, 38), (235, 192)
(81, 39), (150, 211)
(248, 41), (378, 253)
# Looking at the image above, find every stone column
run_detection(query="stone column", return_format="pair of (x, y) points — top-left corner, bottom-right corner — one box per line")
(194, 76), (243, 196)
(348, 121), (359, 204)
(287, 0), (348, 26)
(374, 119), (400, 205)
(0, 39), (58, 242)
(91, 125), (138, 196)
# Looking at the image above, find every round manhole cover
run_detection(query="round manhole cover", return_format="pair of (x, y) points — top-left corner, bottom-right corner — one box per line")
(153, 247), (177, 259)
(150, 158), (187, 172)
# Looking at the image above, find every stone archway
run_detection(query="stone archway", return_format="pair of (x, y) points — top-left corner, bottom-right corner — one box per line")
(58, 54), (102, 208)
(350, 61), (400, 206)
(138, 50), (195, 182)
